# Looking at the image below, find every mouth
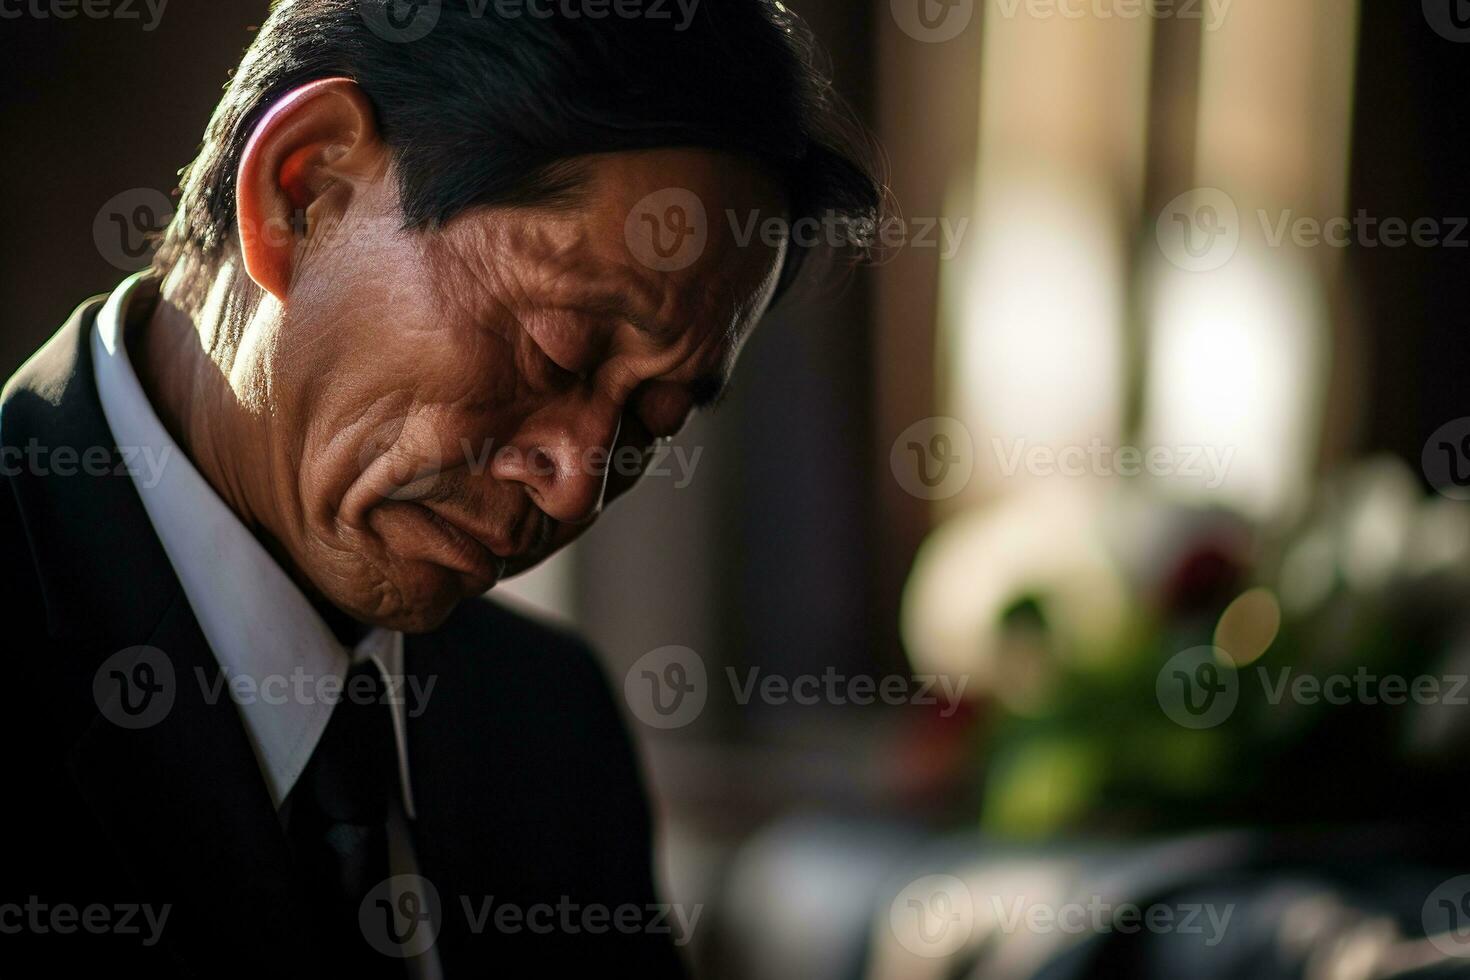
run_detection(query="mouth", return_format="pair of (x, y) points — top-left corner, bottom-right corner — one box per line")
(366, 501), (504, 586)
(418, 501), (551, 576)
(423, 506), (505, 574)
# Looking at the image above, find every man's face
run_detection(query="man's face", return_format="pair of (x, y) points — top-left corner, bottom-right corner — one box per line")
(256, 149), (787, 631)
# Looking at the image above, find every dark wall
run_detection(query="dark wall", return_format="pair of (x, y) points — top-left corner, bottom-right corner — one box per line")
(1348, 2), (1470, 472)
(0, 1), (268, 373)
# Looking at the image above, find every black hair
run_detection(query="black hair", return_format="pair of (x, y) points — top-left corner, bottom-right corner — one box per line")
(155, 0), (883, 302)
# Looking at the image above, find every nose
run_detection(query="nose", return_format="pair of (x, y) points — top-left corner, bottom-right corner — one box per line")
(492, 392), (623, 525)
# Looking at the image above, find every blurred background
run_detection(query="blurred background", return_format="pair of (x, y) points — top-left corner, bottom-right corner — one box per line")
(6, 0), (1470, 976)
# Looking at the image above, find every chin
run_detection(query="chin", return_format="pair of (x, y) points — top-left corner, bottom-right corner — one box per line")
(374, 597), (460, 634)
(331, 559), (490, 634)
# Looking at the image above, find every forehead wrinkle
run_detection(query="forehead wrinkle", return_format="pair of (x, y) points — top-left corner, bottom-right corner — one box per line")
(430, 204), (579, 309)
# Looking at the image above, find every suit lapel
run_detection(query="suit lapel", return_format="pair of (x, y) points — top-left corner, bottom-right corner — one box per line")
(68, 588), (322, 977)
(6, 298), (320, 975)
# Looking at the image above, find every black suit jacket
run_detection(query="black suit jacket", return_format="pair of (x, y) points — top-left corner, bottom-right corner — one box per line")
(0, 296), (687, 978)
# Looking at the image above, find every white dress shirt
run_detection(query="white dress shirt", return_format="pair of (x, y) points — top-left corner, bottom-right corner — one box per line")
(92, 273), (441, 976)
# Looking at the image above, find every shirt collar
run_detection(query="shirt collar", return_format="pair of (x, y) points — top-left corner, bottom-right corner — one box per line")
(90, 272), (415, 816)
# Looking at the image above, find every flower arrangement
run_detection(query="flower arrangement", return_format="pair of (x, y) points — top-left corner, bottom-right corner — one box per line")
(903, 458), (1470, 838)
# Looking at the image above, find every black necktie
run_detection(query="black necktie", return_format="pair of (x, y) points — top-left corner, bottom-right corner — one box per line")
(285, 660), (406, 978)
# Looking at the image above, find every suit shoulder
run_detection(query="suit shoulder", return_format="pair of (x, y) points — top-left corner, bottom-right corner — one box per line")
(0, 304), (99, 620)
(447, 593), (596, 656)
(1, 296), (99, 428)
(435, 594), (618, 704)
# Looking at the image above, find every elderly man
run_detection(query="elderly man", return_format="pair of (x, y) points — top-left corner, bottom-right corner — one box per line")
(0, 1), (877, 975)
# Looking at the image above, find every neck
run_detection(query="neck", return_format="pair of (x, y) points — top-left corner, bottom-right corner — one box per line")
(135, 263), (369, 640)
(135, 264), (267, 532)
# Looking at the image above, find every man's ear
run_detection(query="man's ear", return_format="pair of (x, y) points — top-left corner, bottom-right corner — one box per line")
(236, 77), (386, 301)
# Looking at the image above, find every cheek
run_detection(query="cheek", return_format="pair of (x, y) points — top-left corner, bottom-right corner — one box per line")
(296, 337), (524, 527)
